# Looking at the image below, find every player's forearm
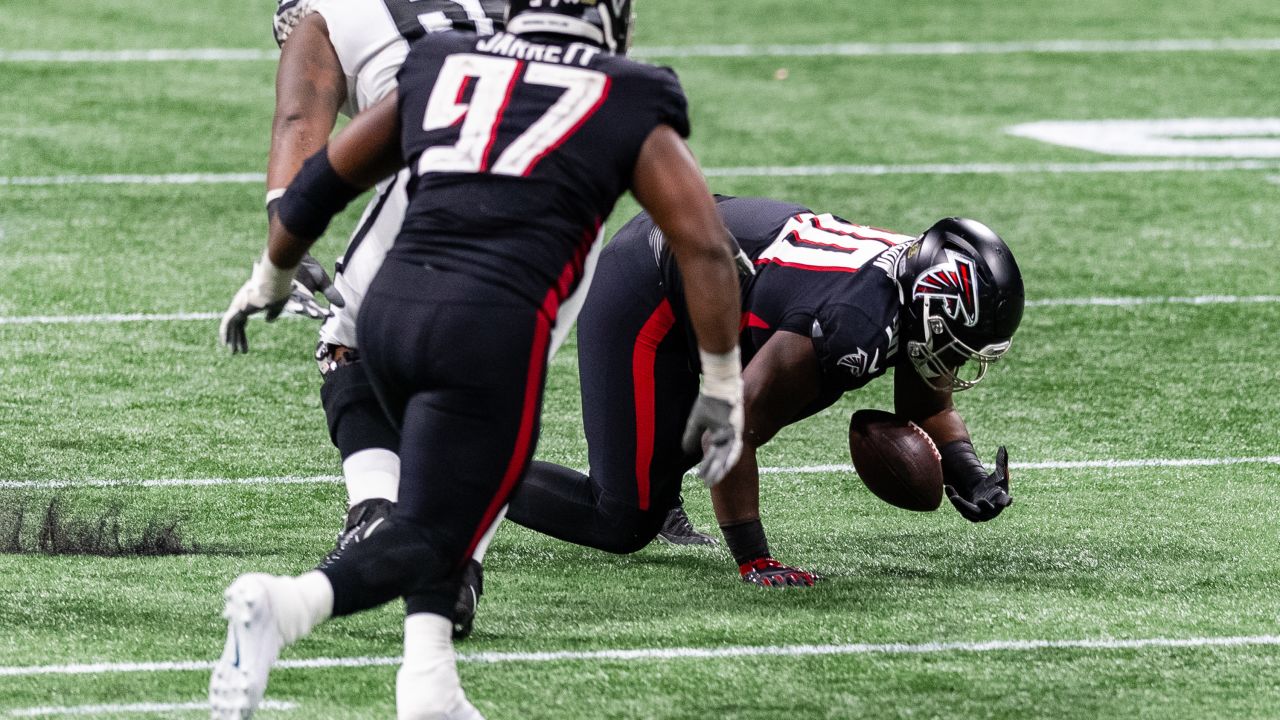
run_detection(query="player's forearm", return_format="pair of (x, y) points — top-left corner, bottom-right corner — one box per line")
(675, 240), (741, 354)
(915, 408), (970, 448)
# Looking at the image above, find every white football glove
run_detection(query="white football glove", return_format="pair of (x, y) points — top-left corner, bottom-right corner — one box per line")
(219, 251), (299, 354)
(681, 347), (745, 486)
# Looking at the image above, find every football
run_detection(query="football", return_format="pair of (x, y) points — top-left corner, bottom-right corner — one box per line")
(848, 409), (944, 511)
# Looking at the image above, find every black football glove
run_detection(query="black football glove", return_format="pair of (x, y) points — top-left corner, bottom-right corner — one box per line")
(280, 253), (345, 320)
(739, 557), (822, 588)
(681, 393), (744, 487)
(944, 445), (1012, 522)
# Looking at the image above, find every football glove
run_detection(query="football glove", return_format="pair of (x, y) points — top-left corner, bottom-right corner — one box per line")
(739, 557), (821, 588)
(219, 251), (298, 354)
(681, 393), (744, 487)
(293, 253), (345, 310)
(945, 445), (1012, 522)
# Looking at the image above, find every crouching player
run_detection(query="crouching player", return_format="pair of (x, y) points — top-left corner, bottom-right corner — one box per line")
(506, 196), (1025, 587)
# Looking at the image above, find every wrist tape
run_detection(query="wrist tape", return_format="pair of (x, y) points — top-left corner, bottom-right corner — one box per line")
(698, 346), (742, 402)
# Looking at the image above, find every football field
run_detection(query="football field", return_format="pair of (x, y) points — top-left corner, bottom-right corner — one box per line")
(2, 1), (1279, 717)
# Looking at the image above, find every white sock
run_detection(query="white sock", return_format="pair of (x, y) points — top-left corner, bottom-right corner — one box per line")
(344, 448), (400, 507)
(278, 571), (333, 644)
(397, 613), (484, 720)
(469, 506), (506, 563)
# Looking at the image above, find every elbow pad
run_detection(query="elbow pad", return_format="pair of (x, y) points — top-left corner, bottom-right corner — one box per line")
(277, 149), (364, 239)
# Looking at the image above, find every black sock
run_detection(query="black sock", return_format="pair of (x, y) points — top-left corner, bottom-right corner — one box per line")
(719, 518), (770, 566)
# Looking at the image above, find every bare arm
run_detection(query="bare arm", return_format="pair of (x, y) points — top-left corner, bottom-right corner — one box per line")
(711, 330), (821, 524)
(267, 13), (347, 193)
(630, 125), (739, 354)
(893, 360), (969, 446)
(267, 91), (404, 268)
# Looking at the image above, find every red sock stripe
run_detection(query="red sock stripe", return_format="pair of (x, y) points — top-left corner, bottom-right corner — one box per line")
(631, 299), (676, 511)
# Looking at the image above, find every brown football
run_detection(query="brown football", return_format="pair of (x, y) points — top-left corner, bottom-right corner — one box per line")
(848, 409), (944, 511)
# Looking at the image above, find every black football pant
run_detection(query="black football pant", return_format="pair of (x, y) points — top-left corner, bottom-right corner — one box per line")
(506, 235), (701, 554)
(319, 257), (552, 618)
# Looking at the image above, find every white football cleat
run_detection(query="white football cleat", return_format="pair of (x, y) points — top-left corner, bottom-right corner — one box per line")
(209, 574), (292, 719)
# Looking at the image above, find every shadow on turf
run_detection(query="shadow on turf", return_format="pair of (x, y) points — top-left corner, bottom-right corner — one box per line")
(0, 494), (210, 556)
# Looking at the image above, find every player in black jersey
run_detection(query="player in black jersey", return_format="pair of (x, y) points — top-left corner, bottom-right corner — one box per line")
(211, 2), (745, 718)
(505, 196), (1025, 588)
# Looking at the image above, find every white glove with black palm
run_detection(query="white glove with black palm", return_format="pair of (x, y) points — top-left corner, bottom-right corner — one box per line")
(219, 251), (299, 354)
(681, 347), (745, 486)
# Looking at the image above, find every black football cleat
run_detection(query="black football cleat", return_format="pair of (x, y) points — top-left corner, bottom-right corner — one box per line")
(316, 498), (394, 571)
(452, 559), (484, 641)
(657, 500), (718, 546)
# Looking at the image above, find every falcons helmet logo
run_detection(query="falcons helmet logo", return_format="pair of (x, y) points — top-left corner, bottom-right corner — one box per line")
(912, 250), (980, 327)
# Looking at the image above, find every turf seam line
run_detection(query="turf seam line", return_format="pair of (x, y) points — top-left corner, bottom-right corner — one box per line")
(3, 456), (1278, 489)
(6, 39), (1280, 63)
(8, 160), (1280, 188)
(3, 635), (1277, 677)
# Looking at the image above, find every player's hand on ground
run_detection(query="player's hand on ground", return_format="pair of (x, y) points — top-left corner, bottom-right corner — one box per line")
(681, 392), (744, 487)
(219, 254), (297, 354)
(293, 253), (345, 311)
(945, 445), (1012, 522)
(739, 557), (821, 588)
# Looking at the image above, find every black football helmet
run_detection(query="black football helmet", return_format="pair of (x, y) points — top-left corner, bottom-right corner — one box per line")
(506, 0), (635, 54)
(896, 218), (1024, 391)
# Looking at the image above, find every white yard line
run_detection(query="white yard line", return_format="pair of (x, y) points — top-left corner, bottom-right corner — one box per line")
(7, 700), (296, 717)
(5, 39), (1280, 63)
(1, 294), (1276, 328)
(7, 160), (1280, 188)
(2, 456), (1277, 490)
(2, 634), (1277, 678)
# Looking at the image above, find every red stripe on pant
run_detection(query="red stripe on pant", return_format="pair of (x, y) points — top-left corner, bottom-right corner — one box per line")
(631, 299), (676, 511)
(460, 230), (596, 562)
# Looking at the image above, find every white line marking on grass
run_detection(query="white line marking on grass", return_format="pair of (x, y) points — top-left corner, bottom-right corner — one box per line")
(1026, 294), (1280, 307)
(0, 294), (1275, 328)
(638, 38), (1280, 59)
(0, 475), (341, 490)
(3, 635), (1278, 678)
(7, 159), (1280, 189)
(6, 39), (1280, 63)
(0, 173), (264, 187)
(758, 456), (1280, 474)
(7, 700), (296, 717)
(0, 49), (278, 63)
(3, 456), (1277, 490)
(0, 312), (221, 326)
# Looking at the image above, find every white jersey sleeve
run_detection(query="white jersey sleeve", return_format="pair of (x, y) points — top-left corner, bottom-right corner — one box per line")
(313, 0), (408, 116)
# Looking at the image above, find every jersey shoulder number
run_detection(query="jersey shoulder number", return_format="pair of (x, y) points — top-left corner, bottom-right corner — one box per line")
(381, 0), (502, 39)
(756, 213), (914, 273)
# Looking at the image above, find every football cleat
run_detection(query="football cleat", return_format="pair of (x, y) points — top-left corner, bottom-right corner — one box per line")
(397, 614), (486, 719)
(316, 498), (393, 571)
(739, 557), (822, 588)
(656, 501), (718, 547)
(210, 574), (290, 719)
(452, 559), (484, 641)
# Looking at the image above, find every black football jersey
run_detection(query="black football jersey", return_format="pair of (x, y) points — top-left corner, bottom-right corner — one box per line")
(391, 31), (690, 308)
(380, 0), (506, 39)
(623, 196), (915, 413)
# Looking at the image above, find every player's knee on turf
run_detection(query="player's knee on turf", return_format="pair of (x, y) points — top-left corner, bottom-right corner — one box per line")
(593, 495), (670, 554)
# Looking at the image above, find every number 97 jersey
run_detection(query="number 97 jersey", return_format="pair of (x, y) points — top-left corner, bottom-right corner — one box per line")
(392, 31), (691, 309)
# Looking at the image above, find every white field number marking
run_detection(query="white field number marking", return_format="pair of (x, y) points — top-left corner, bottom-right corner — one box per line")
(1007, 118), (1280, 157)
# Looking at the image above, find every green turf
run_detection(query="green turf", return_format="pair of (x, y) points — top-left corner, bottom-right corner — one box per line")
(2, 0), (1280, 718)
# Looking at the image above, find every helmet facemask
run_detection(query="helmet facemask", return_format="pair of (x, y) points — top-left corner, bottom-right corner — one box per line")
(906, 295), (1012, 392)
